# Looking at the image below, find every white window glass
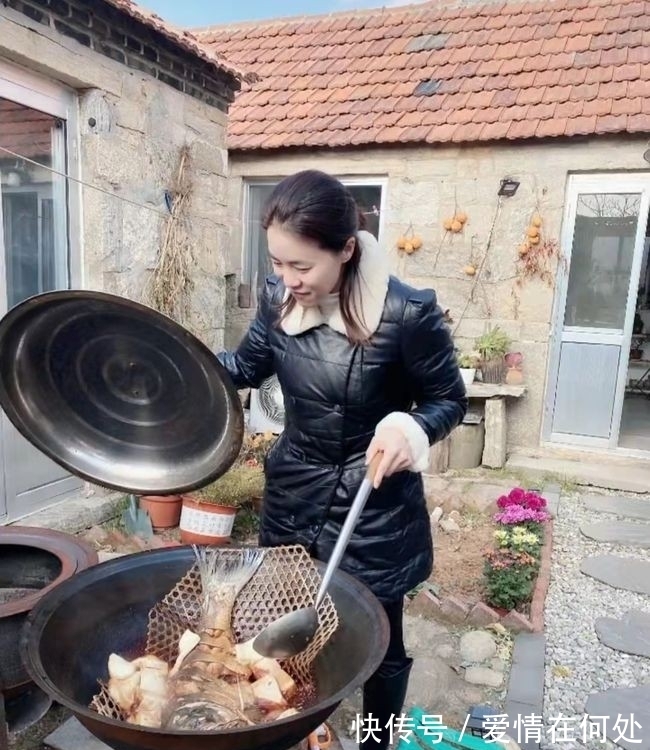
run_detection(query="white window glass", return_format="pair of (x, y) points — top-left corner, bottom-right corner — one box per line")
(564, 193), (641, 330)
(0, 97), (69, 308)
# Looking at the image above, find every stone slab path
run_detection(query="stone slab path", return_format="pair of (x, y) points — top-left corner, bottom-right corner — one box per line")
(505, 633), (545, 750)
(579, 494), (650, 750)
(585, 685), (650, 750)
(580, 554), (650, 596)
(580, 521), (650, 546)
(583, 494), (650, 521)
(595, 610), (650, 658)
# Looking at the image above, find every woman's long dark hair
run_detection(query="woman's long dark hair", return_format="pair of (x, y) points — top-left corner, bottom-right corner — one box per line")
(262, 170), (370, 344)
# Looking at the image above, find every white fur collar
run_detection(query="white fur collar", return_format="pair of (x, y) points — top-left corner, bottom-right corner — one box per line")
(280, 230), (390, 337)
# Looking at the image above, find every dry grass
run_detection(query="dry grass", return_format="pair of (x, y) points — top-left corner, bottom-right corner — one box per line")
(143, 145), (194, 324)
(194, 464), (265, 507)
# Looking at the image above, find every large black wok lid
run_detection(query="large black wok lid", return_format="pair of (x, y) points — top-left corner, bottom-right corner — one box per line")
(0, 290), (244, 494)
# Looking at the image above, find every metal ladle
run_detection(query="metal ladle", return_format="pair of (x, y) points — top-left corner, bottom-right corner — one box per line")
(252, 453), (383, 660)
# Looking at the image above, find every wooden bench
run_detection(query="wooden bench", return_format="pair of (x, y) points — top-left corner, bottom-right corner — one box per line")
(428, 383), (526, 471)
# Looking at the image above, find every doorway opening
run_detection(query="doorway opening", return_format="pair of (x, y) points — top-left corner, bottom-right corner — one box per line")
(620, 211), (650, 451)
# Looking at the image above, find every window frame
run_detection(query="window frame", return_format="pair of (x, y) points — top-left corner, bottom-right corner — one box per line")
(241, 175), (388, 296)
(0, 57), (81, 313)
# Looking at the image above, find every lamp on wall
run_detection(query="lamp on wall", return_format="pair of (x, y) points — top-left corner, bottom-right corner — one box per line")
(498, 178), (520, 197)
(643, 146), (650, 164)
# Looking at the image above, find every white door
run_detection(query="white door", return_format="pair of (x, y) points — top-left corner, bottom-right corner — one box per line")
(544, 174), (650, 449)
(0, 59), (82, 521)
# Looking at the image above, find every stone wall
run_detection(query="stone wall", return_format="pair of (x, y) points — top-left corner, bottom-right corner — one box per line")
(226, 136), (650, 452)
(1, 4), (234, 350)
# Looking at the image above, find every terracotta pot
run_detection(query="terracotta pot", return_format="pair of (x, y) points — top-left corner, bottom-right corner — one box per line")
(179, 495), (237, 545)
(139, 495), (182, 529)
(505, 367), (524, 385)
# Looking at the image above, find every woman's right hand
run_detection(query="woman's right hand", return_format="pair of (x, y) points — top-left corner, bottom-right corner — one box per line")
(366, 427), (413, 488)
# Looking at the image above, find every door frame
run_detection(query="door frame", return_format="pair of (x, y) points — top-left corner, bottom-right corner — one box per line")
(0, 57), (83, 521)
(543, 172), (650, 450)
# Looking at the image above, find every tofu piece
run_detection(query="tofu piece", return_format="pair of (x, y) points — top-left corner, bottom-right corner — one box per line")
(251, 674), (288, 712)
(251, 658), (297, 700)
(108, 653), (137, 680)
(107, 672), (141, 714)
(129, 691), (165, 728)
(235, 637), (265, 666)
(139, 665), (168, 698)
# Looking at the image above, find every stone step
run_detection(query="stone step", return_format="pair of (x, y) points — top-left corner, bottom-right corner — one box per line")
(595, 610), (650, 658)
(585, 685), (650, 750)
(505, 454), (650, 493)
(580, 521), (650, 547)
(583, 494), (650, 521)
(580, 555), (650, 596)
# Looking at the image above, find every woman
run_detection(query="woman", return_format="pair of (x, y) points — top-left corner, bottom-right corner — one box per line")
(218, 170), (467, 748)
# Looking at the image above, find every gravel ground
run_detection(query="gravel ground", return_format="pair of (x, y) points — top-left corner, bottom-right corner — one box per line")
(542, 491), (650, 750)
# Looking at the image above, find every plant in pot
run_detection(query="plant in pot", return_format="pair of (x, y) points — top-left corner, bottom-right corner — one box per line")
(179, 463), (265, 545)
(457, 352), (479, 387)
(475, 326), (512, 384)
(139, 493), (182, 530)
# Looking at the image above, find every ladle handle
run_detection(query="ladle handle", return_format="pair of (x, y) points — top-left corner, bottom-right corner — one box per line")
(314, 453), (383, 610)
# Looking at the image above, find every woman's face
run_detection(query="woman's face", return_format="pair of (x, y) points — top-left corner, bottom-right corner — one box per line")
(267, 223), (354, 307)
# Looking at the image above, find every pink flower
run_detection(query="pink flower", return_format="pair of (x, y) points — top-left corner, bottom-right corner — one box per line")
(493, 504), (549, 524)
(509, 487), (526, 504)
(495, 487), (548, 512)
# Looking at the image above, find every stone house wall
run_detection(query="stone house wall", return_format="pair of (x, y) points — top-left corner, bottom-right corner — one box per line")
(1, 0), (237, 350)
(226, 136), (650, 453)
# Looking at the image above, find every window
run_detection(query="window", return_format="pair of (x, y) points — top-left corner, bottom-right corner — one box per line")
(242, 177), (386, 303)
(0, 60), (77, 312)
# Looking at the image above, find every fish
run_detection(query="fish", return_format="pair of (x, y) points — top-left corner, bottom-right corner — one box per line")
(162, 546), (266, 730)
(105, 546), (301, 731)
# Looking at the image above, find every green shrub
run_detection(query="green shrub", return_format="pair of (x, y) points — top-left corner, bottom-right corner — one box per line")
(483, 548), (539, 610)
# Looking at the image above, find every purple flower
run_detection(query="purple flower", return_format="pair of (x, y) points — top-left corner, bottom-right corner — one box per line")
(493, 504), (549, 524)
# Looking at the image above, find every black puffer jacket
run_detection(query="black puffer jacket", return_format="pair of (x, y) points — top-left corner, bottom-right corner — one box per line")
(218, 275), (467, 602)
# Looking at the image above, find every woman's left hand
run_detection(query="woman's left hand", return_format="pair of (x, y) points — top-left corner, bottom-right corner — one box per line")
(366, 427), (413, 488)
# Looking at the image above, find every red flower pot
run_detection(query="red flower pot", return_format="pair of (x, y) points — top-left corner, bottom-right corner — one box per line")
(139, 495), (182, 530)
(179, 495), (237, 545)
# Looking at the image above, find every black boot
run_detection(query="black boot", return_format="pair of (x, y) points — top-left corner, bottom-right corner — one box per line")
(359, 658), (413, 749)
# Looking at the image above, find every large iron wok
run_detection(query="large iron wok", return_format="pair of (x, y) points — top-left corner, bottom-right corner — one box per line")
(21, 546), (389, 750)
(0, 290), (390, 748)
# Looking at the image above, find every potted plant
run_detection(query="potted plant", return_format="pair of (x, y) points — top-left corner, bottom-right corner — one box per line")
(475, 326), (511, 384)
(457, 352), (478, 387)
(139, 494), (182, 530)
(179, 463), (265, 545)
(505, 351), (524, 385)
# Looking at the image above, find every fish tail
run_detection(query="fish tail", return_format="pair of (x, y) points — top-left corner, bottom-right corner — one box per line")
(193, 547), (265, 631)
(193, 546), (265, 596)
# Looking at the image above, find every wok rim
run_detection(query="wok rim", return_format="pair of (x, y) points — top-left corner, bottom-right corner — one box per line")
(20, 545), (390, 739)
(0, 290), (245, 495)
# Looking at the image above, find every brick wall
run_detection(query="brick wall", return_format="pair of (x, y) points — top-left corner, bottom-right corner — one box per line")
(3, 0), (236, 110)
